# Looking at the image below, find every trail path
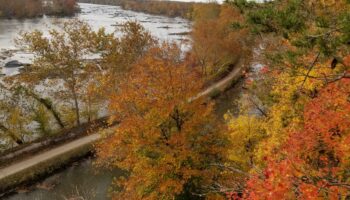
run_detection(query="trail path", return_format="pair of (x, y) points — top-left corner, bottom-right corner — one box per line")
(0, 60), (243, 189)
(195, 63), (242, 99)
(0, 134), (100, 184)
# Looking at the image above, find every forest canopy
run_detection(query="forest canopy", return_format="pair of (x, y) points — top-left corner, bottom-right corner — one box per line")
(0, 0), (349, 199)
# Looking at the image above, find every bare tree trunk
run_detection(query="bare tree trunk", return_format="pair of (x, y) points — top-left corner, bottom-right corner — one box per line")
(72, 89), (81, 126)
(87, 95), (91, 123)
(38, 97), (66, 128)
(19, 86), (65, 129)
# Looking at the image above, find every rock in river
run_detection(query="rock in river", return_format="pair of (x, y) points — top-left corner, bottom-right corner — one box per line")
(5, 60), (24, 68)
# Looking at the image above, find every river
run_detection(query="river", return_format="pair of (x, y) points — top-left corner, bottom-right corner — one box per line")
(5, 157), (122, 200)
(3, 96), (242, 200)
(0, 3), (191, 76)
(0, 3), (192, 200)
(0, 3), (246, 199)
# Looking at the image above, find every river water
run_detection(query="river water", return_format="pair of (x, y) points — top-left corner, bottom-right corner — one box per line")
(1, 3), (246, 200)
(3, 95), (242, 200)
(0, 3), (192, 200)
(0, 3), (191, 76)
(5, 158), (123, 200)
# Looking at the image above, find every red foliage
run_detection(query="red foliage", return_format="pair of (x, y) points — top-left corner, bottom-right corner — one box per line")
(245, 78), (253, 85)
(260, 66), (269, 74)
(344, 55), (350, 67)
(240, 78), (350, 199)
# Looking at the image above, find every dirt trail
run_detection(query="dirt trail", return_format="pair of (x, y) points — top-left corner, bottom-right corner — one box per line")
(0, 61), (243, 189)
(200, 66), (241, 97)
(0, 134), (100, 181)
(194, 59), (243, 100)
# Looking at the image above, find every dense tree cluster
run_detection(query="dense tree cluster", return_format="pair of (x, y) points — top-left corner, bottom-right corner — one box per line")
(0, 0), (43, 18)
(46, 0), (77, 16)
(1, 0), (350, 199)
(96, 44), (229, 199)
(79, 0), (197, 19)
(0, 0), (77, 18)
(1, 20), (152, 148)
(223, 0), (350, 199)
(117, 0), (195, 19)
(191, 2), (252, 79)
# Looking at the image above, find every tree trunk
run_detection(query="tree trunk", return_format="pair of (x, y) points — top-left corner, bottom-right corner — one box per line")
(39, 97), (66, 128)
(87, 94), (91, 123)
(72, 88), (81, 126)
(18, 86), (65, 129)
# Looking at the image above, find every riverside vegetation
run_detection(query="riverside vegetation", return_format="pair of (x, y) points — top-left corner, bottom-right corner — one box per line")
(0, 0), (77, 19)
(1, 0), (350, 199)
(78, 0), (197, 19)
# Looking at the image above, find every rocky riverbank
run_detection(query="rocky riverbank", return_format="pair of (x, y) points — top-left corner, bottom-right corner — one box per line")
(0, 50), (31, 76)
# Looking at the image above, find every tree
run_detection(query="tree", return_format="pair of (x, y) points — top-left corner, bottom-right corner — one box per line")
(226, 114), (266, 171)
(49, 0), (77, 16)
(11, 85), (65, 129)
(96, 44), (229, 199)
(98, 21), (155, 76)
(230, 0), (350, 155)
(10, 20), (155, 131)
(15, 20), (101, 126)
(90, 21), (156, 106)
(191, 3), (252, 78)
(240, 77), (350, 199)
(116, 0), (195, 19)
(228, 0), (350, 85)
(0, 20), (161, 150)
(0, 84), (33, 146)
(222, 0), (350, 198)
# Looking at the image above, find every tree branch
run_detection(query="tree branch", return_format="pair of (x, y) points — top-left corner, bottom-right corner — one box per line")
(301, 52), (321, 88)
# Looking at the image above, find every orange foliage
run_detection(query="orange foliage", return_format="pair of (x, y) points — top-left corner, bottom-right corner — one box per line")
(344, 55), (350, 67)
(96, 44), (229, 199)
(239, 78), (350, 199)
(191, 3), (251, 77)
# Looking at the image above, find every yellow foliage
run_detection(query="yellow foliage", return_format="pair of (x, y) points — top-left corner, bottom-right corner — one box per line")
(226, 114), (266, 170)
